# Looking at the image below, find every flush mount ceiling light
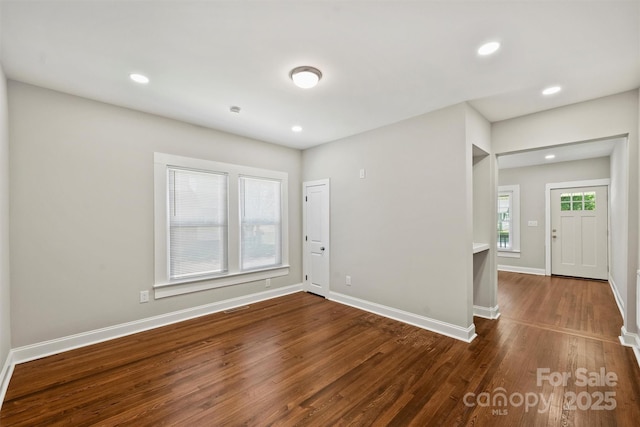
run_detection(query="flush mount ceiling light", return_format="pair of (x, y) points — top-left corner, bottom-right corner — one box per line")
(229, 106), (241, 114)
(542, 86), (562, 96)
(545, 154), (556, 160)
(477, 41), (501, 56)
(291, 125), (303, 132)
(290, 66), (322, 89)
(129, 73), (149, 84)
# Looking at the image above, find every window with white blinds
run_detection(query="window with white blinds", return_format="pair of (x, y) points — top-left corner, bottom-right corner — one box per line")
(168, 167), (228, 279)
(240, 177), (282, 271)
(154, 153), (289, 298)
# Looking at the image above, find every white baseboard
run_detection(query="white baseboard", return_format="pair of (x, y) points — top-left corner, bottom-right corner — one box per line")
(497, 265), (546, 276)
(329, 292), (477, 343)
(608, 275), (624, 318)
(0, 350), (15, 411)
(619, 326), (640, 368)
(637, 270), (640, 333)
(473, 305), (501, 320)
(11, 284), (303, 366)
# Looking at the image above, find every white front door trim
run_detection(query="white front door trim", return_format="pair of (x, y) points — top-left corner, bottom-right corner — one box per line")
(545, 179), (610, 276)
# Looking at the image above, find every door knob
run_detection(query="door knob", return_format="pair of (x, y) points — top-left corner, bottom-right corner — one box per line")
(320, 247), (325, 251)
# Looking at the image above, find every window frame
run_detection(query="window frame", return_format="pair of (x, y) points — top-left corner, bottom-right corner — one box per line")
(154, 153), (289, 298)
(497, 184), (520, 256)
(239, 175), (283, 272)
(168, 166), (229, 280)
(560, 191), (597, 212)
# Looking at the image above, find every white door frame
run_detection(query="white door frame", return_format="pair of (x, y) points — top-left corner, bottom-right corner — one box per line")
(545, 178), (611, 276)
(303, 179), (330, 295)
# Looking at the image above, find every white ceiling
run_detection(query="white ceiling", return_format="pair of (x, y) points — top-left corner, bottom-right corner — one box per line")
(1, 1), (638, 150)
(497, 137), (623, 169)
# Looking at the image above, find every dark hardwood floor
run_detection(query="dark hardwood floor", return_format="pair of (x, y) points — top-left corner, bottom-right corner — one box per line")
(1, 272), (639, 426)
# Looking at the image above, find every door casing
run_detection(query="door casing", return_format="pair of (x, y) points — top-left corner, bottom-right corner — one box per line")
(545, 179), (611, 277)
(303, 179), (330, 297)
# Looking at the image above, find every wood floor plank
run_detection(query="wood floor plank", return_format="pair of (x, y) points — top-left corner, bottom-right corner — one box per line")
(2, 271), (639, 426)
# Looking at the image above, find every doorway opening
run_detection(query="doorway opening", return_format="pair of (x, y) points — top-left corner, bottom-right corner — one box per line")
(546, 181), (609, 280)
(302, 179), (330, 298)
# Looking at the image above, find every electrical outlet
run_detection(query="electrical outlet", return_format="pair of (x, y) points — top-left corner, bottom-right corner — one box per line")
(139, 290), (149, 303)
(346, 275), (352, 286)
(266, 278), (271, 288)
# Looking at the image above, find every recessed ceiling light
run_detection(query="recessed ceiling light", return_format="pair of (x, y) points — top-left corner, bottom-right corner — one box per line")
(545, 154), (556, 160)
(129, 73), (149, 84)
(542, 86), (561, 96)
(291, 125), (303, 132)
(477, 41), (501, 56)
(229, 106), (241, 114)
(290, 66), (322, 89)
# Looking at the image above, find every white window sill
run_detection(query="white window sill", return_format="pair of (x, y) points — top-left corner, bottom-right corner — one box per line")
(473, 243), (490, 254)
(497, 250), (521, 259)
(154, 265), (290, 298)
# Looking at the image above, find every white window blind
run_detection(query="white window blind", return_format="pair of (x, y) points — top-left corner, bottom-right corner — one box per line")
(168, 167), (228, 279)
(155, 153), (290, 298)
(240, 176), (282, 271)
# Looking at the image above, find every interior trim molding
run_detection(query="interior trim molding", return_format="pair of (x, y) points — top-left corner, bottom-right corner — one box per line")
(608, 275), (625, 318)
(619, 326), (640, 368)
(497, 265), (546, 276)
(497, 251), (521, 259)
(637, 270), (640, 336)
(473, 305), (501, 320)
(544, 179), (611, 276)
(154, 266), (290, 299)
(0, 350), (15, 411)
(329, 292), (477, 343)
(11, 284), (303, 366)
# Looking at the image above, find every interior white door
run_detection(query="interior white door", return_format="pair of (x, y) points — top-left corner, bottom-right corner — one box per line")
(303, 180), (330, 297)
(551, 185), (608, 280)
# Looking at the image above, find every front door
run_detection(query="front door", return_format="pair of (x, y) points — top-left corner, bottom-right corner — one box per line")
(303, 180), (330, 297)
(551, 185), (608, 280)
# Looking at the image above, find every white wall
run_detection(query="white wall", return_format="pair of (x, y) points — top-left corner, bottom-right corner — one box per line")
(610, 141), (627, 313)
(468, 104), (493, 248)
(8, 82), (303, 347)
(492, 92), (638, 155)
(467, 104), (496, 311)
(498, 157), (611, 271)
(0, 64), (11, 369)
(303, 103), (474, 331)
(493, 90), (639, 336)
(466, 104), (491, 154)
